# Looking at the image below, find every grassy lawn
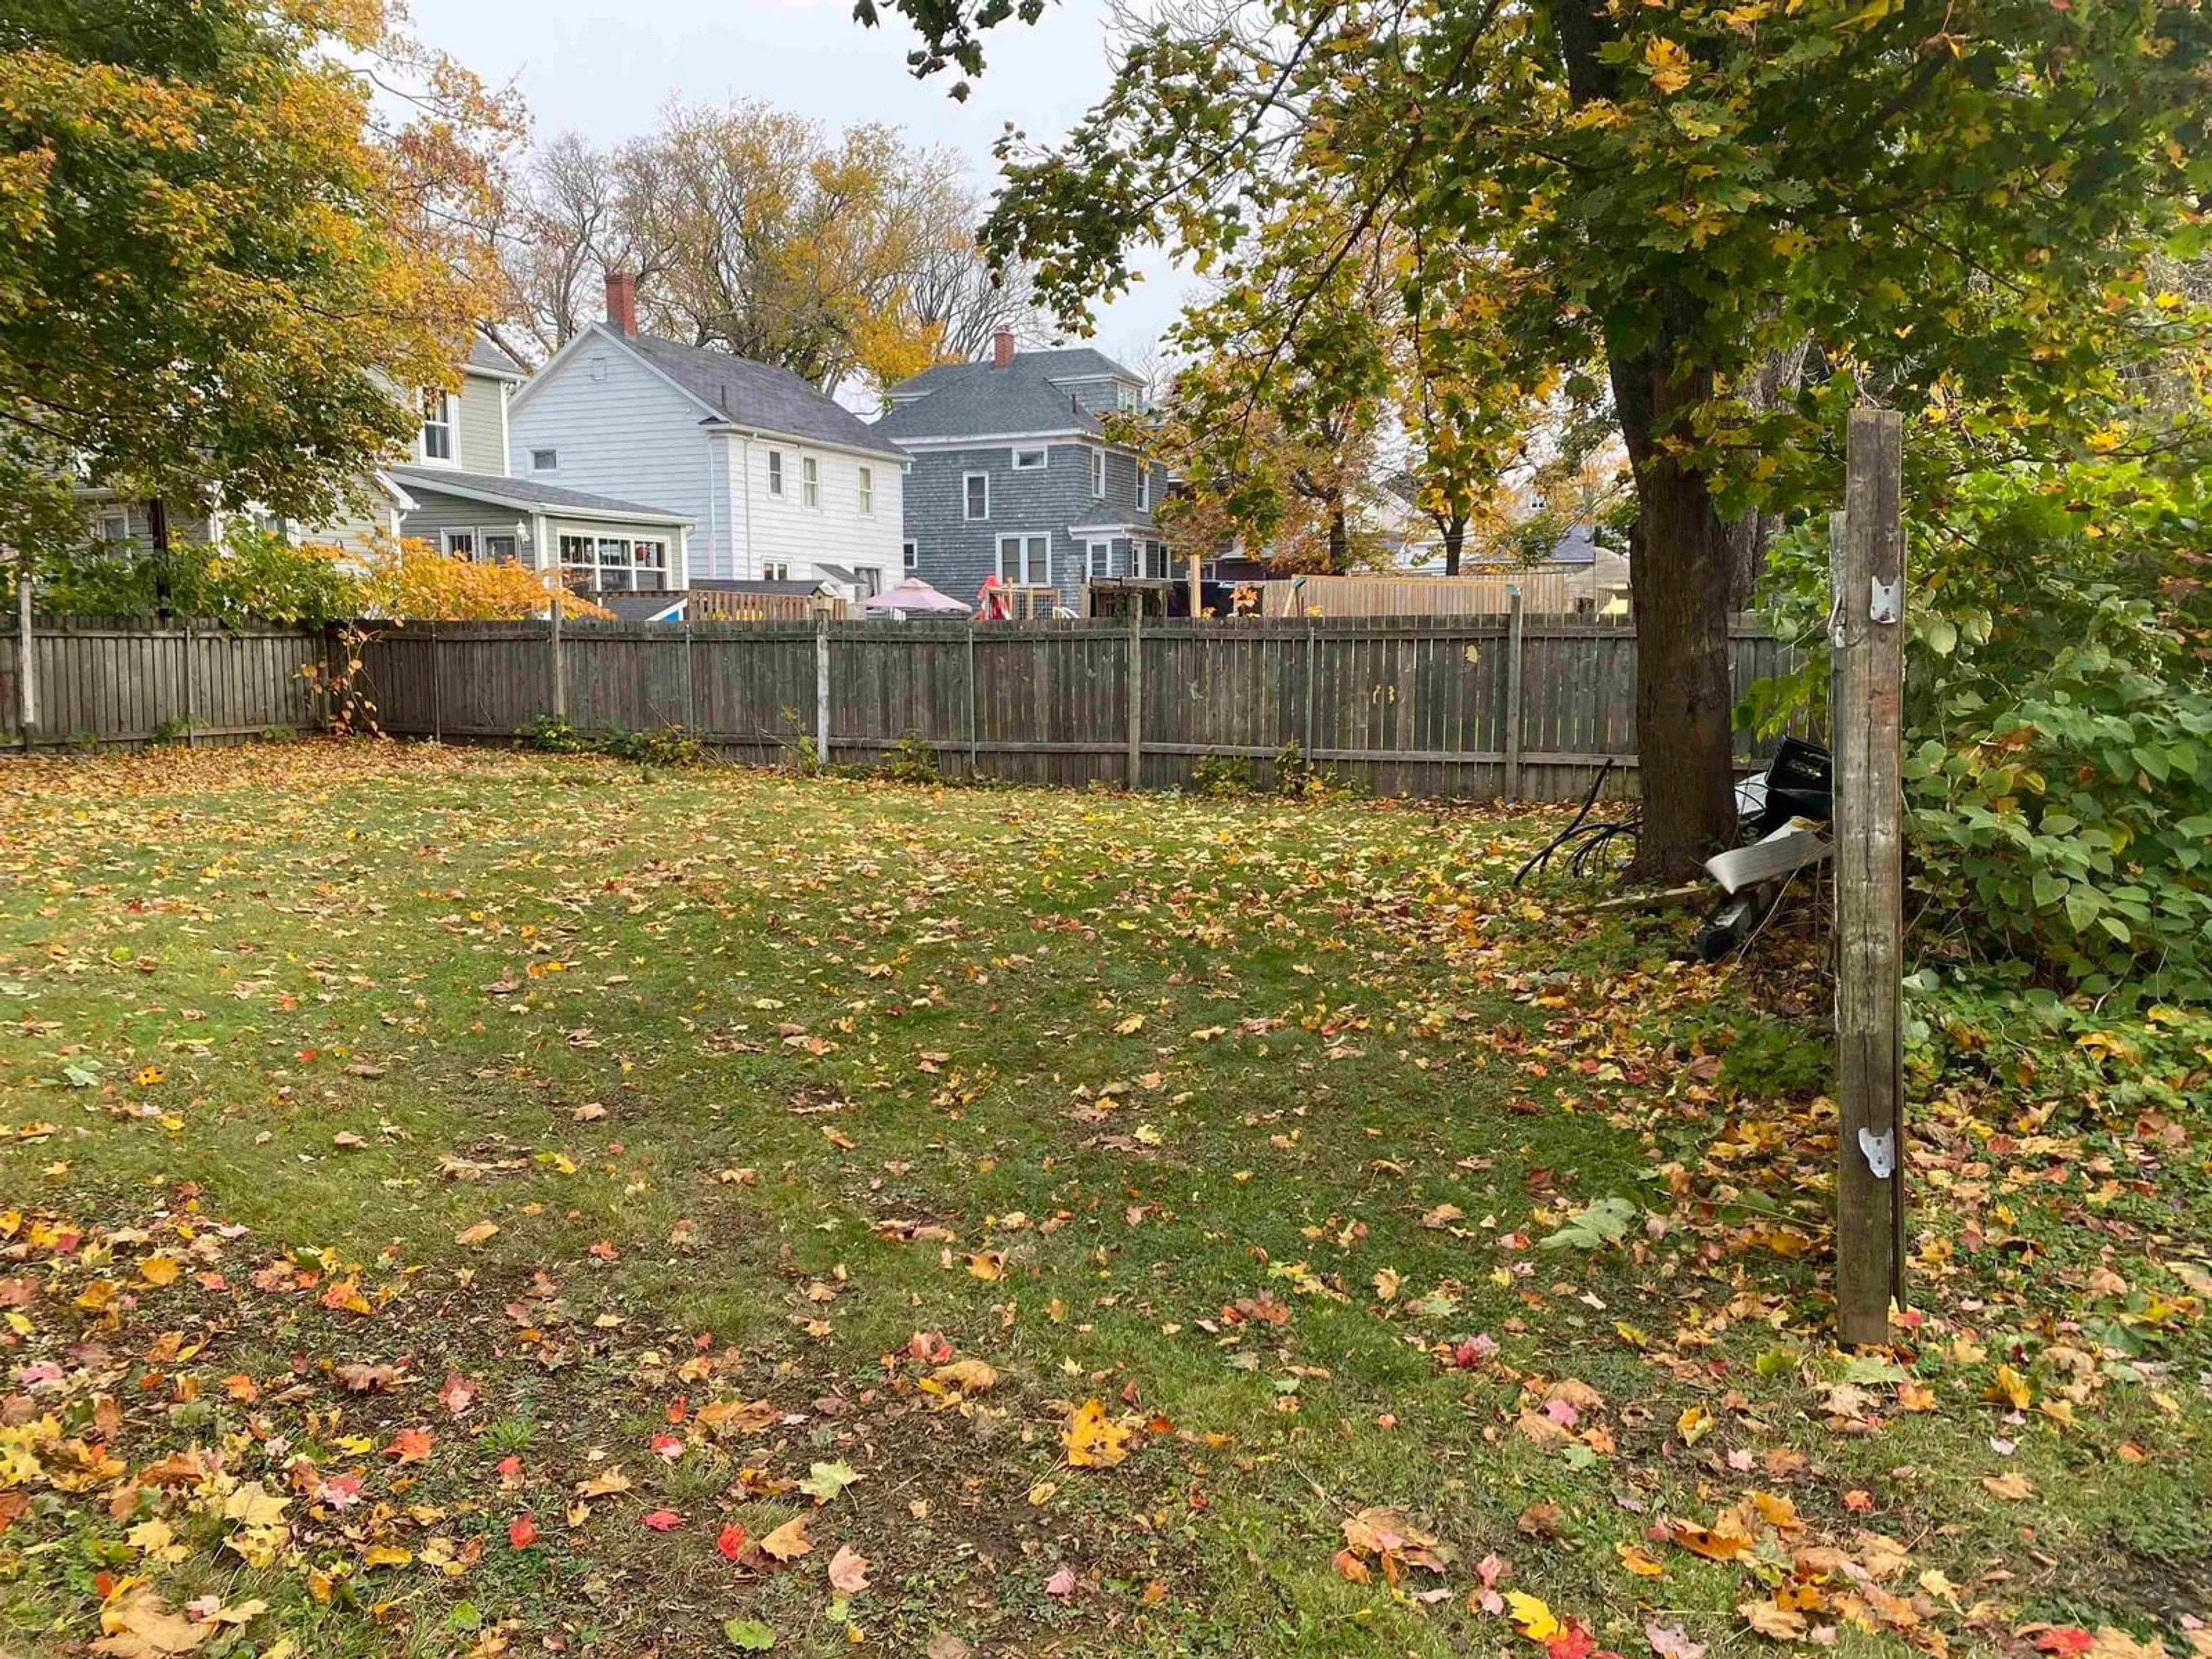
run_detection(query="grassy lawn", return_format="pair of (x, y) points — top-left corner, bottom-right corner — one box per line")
(0, 742), (2206, 1659)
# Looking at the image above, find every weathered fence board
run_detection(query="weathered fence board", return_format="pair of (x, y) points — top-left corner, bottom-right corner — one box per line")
(1, 616), (324, 748)
(8, 613), (1798, 802)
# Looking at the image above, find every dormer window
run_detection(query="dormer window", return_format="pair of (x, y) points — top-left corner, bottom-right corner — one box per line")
(419, 391), (455, 463)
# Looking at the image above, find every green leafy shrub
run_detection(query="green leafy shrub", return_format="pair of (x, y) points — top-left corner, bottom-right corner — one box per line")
(1753, 456), (2212, 1001)
(1188, 755), (1253, 796)
(517, 714), (591, 753)
(600, 725), (710, 767)
(881, 731), (940, 785)
(41, 525), (357, 625)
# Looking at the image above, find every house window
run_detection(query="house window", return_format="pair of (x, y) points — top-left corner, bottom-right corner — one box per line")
(482, 532), (518, 565)
(442, 529), (477, 560)
(96, 511), (130, 546)
(530, 449), (558, 473)
(420, 391), (454, 463)
(997, 533), (1050, 586)
(559, 533), (665, 590)
(1090, 449), (1105, 498)
(767, 451), (784, 497)
(763, 560), (790, 581)
(802, 455), (820, 507)
(964, 474), (988, 521)
(902, 540), (918, 574)
(1137, 467), (1151, 512)
(1011, 445), (1047, 472)
(852, 567), (883, 599)
(1086, 539), (1111, 579)
(857, 465), (874, 516)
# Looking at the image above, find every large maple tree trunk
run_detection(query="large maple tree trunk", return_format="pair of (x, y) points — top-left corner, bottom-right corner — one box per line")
(1610, 342), (1739, 880)
(1553, 0), (1742, 880)
(1441, 516), (1465, 577)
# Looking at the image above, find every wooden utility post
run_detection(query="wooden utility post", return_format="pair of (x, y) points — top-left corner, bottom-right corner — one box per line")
(1833, 408), (1907, 1346)
(1502, 586), (1526, 800)
(1186, 552), (1203, 618)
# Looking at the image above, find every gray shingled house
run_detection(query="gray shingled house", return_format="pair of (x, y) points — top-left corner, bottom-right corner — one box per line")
(875, 331), (1173, 613)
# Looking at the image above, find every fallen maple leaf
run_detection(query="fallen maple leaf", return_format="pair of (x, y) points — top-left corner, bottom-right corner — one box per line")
(828, 1543), (871, 1594)
(1646, 1622), (1707, 1659)
(383, 1426), (433, 1463)
(1982, 1472), (2036, 1502)
(640, 1508), (682, 1531)
(759, 1515), (812, 1560)
(716, 1522), (748, 1560)
(1045, 1563), (1077, 1597)
(437, 1374), (478, 1417)
(1739, 1599), (1808, 1641)
(91, 1590), (214, 1658)
(1064, 1398), (1132, 1468)
(454, 1221), (498, 1247)
(1506, 1592), (1560, 1641)
(507, 1512), (537, 1550)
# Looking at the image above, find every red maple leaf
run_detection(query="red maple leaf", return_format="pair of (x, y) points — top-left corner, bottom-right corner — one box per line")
(641, 1508), (683, 1531)
(383, 1426), (433, 1463)
(716, 1522), (748, 1561)
(507, 1512), (538, 1549)
(2036, 1632), (2095, 1657)
(1547, 1620), (1597, 1659)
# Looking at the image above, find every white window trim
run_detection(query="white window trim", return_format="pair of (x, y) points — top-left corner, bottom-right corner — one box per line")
(963, 472), (990, 521)
(1011, 445), (1048, 472)
(1137, 467), (1152, 512)
(1086, 539), (1111, 579)
(441, 528), (477, 558)
(418, 391), (458, 468)
(996, 531), (1052, 588)
(766, 450), (785, 497)
(802, 454), (820, 509)
(1089, 449), (1105, 499)
(96, 510), (131, 545)
(858, 464), (874, 516)
(902, 539), (918, 573)
(529, 448), (559, 474)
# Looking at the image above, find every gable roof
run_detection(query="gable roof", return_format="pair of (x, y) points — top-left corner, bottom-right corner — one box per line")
(876, 347), (1142, 442)
(466, 334), (528, 380)
(539, 324), (907, 460)
(388, 465), (692, 525)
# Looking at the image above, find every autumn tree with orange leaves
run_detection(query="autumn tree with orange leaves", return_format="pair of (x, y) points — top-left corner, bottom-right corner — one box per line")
(0, 0), (522, 563)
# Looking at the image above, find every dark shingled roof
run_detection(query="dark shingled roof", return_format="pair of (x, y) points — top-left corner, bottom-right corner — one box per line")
(690, 578), (833, 596)
(389, 465), (691, 524)
(588, 592), (687, 623)
(467, 334), (527, 377)
(618, 331), (908, 460)
(876, 347), (1141, 442)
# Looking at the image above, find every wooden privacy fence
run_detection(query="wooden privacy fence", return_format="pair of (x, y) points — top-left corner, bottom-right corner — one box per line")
(6, 611), (1796, 802)
(1, 615), (324, 748)
(1252, 569), (1601, 618)
(353, 609), (1794, 802)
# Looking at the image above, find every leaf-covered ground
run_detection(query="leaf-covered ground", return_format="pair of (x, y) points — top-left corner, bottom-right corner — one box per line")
(0, 743), (2206, 1659)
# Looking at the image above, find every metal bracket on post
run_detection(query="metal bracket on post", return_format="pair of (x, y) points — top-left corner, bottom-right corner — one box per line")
(1857, 1127), (1896, 1180)
(1869, 577), (1901, 626)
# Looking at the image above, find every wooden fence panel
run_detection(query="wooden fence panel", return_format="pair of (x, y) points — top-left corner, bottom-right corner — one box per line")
(7, 613), (1800, 805)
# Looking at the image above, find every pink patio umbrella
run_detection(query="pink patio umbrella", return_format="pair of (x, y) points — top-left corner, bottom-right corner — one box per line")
(861, 578), (975, 616)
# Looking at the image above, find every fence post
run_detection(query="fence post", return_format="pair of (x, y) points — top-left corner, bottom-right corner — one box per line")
(683, 619), (696, 731)
(964, 622), (978, 778)
(547, 590), (566, 721)
(14, 570), (35, 747)
(1125, 604), (1143, 788)
(181, 617), (196, 748)
(815, 612), (831, 767)
(1502, 587), (1525, 800)
(1302, 620), (1317, 758)
(1834, 408), (1907, 1347)
(429, 619), (442, 744)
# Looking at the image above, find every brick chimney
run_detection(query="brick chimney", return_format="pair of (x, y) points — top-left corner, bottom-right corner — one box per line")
(604, 271), (638, 338)
(991, 327), (1015, 369)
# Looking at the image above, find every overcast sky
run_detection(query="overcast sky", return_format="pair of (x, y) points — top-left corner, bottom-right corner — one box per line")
(408, 0), (1194, 368)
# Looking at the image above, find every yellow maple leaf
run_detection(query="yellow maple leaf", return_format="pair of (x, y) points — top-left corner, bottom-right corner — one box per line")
(1063, 1398), (1132, 1468)
(1643, 35), (1693, 94)
(1504, 1590), (1559, 1641)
